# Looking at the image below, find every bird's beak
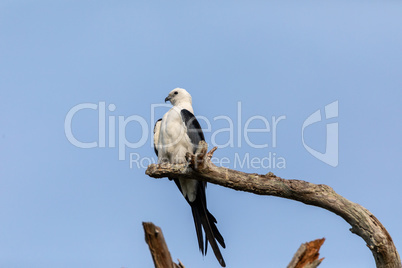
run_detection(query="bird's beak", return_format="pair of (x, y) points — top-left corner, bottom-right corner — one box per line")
(165, 96), (171, 103)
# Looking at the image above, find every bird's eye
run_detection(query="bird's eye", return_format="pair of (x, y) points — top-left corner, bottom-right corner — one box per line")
(174, 91), (178, 95)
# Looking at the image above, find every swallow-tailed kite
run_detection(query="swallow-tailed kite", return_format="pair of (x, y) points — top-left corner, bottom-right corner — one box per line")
(153, 88), (226, 267)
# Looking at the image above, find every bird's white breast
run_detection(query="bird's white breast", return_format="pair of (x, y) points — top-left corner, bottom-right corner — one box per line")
(158, 107), (193, 164)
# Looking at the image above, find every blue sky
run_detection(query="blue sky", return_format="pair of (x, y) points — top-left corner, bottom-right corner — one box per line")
(1, 1), (401, 267)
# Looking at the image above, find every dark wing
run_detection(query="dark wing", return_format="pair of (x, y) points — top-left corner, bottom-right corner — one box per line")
(153, 119), (162, 156)
(180, 109), (205, 153)
(180, 109), (226, 267)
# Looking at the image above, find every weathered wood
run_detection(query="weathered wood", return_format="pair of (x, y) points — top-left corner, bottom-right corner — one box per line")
(287, 238), (325, 268)
(143, 222), (183, 268)
(145, 141), (401, 268)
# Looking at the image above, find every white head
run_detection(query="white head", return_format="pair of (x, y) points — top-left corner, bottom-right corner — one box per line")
(164, 88), (192, 106)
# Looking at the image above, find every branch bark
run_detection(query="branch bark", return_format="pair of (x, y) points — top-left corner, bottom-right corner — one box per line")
(287, 238), (325, 268)
(143, 222), (184, 268)
(145, 141), (401, 268)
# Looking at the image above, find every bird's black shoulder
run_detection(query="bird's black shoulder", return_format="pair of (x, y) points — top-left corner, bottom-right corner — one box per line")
(153, 118), (162, 156)
(180, 109), (205, 152)
(154, 118), (162, 132)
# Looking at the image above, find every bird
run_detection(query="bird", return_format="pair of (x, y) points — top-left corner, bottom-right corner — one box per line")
(153, 88), (226, 267)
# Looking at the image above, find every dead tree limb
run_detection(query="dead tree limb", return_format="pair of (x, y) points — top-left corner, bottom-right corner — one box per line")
(145, 141), (401, 268)
(143, 222), (184, 268)
(287, 238), (325, 268)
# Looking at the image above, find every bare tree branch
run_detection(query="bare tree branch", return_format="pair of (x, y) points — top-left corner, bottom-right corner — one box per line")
(287, 238), (325, 268)
(145, 141), (401, 268)
(143, 222), (184, 268)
